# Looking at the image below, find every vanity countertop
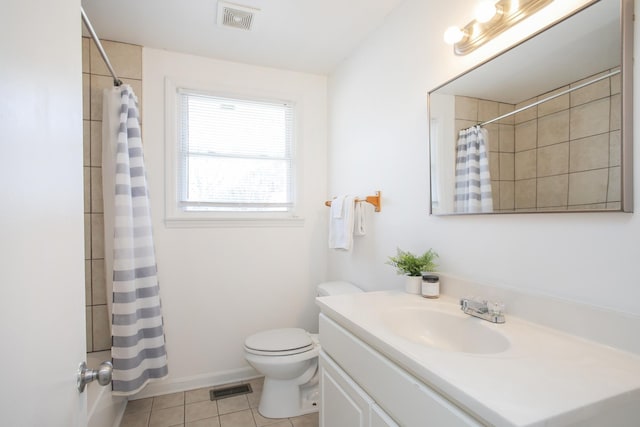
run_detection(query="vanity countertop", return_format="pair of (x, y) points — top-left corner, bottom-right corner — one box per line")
(316, 291), (640, 427)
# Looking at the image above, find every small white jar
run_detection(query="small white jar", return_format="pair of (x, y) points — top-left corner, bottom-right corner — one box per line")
(421, 274), (440, 298)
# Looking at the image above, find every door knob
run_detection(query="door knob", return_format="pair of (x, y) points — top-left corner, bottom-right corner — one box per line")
(77, 360), (113, 392)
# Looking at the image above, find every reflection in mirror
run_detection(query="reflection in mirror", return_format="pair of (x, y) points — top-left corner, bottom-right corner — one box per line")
(429, 0), (633, 215)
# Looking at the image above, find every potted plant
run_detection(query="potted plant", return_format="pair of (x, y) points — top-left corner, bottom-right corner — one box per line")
(387, 248), (438, 294)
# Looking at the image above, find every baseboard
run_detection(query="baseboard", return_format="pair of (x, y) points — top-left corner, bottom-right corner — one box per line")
(129, 366), (261, 400)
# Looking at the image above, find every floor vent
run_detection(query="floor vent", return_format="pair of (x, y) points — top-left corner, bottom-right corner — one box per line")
(210, 383), (253, 400)
(217, 1), (259, 31)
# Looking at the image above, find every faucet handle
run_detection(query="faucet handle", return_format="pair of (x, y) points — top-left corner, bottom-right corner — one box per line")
(487, 301), (505, 315)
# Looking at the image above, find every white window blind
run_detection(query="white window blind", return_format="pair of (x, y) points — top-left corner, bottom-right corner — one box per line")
(178, 90), (295, 212)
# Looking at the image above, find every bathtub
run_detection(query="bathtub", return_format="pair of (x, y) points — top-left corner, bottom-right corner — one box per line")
(87, 351), (127, 427)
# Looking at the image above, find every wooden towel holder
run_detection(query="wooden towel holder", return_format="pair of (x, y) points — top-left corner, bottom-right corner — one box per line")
(324, 191), (381, 212)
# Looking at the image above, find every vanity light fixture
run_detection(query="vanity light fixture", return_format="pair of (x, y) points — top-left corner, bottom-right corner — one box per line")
(444, 0), (553, 55)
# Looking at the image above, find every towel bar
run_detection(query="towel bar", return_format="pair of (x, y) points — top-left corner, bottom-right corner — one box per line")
(325, 191), (381, 212)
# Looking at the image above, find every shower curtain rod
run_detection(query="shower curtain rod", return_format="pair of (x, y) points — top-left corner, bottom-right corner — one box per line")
(81, 6), (122, 87)
(478, 69), (620, 127)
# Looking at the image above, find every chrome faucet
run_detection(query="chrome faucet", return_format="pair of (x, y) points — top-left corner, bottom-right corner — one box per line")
(460, 297), (505, 324)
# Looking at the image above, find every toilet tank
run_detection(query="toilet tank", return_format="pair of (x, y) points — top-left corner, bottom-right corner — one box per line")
(316, 281), (363, 297)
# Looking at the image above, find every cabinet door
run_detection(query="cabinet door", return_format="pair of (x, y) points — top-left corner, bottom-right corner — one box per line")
(371, 404), (399, 427)
(320, 352), (371, 427)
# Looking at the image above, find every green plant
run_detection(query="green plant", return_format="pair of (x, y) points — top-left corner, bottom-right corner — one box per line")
(386, 248), (439, 276)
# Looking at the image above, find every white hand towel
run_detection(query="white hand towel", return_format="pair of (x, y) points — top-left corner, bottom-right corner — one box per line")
(331, 195), (346, 218)
(354, 201), (366, 236)
(329, 195), (356, 250)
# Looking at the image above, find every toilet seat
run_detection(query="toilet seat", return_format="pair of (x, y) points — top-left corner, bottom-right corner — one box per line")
(245, 328), (315, 356)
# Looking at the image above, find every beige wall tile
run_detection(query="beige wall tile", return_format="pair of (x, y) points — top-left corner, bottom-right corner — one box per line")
(499, 124), (514, 152)
(82, 37), (90, 73)
(515, 149), (536, 180)
(537, 175), (568, 208)
(537, 85), (569, 117)
(455, 96), (478, 121)
(91, 213), (104, 259)
(489, 152), (500, 179)
(90, 39), (142, 80)
(608, 166), (621, 202)
(610, 130), (621, 167)
(91, 259), (106, 305)
(83, 73), (90, 120)
(537, 110), (569, 147)
(610, 93), (621, 131)
(84, 214), (91, 259)
(611, 70), (621, 95)
(91, 167), (103, 213)
(91, 121), (103, 167)
(85, 260), (92, 307)
(568, 169), (609, 205)
(455, 120), (476, 137)
(537, 143), (569, 177)
(83, 120), (91, 166)
(92, 304), (111, 351)
(478, 100), (499, 122)
(86, 306), (93, 351)
(84, 167), (90, 213)
(500, 180), (514, 210)
(499, 153), (514, 181)
(90, 74), (112, 121)
(515, 179), (536, 209)
(569, 133), (609, 172)
(498, 103), (515, 125)
(515, 97), (537, 124)
(515, 120), (537, 152)
(570, 71), (610, 107)
(570, 97), (610, 140)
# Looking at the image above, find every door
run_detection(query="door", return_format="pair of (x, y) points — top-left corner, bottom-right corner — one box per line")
(0, 0), (87, 426)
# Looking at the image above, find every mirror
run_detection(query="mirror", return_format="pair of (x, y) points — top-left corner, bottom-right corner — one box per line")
(428, 0), (633, 215)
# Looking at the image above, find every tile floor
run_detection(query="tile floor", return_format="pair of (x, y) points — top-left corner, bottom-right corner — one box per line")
(119, 377), (319, 427)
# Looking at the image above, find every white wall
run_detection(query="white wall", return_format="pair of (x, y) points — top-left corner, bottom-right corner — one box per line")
(0, 0), (87, 424)
(140, 48), (328, 394)
(327, 0), (640, 315)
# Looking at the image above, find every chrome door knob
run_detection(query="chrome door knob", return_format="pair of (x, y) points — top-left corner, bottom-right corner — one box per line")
(77, 360), (113, 392)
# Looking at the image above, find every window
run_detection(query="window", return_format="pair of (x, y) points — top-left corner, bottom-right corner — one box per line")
(176, 90), (295, 216)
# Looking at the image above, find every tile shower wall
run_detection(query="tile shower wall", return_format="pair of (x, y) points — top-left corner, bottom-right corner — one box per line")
(83, 36), (142, 352)
(455, 69), (621, 212)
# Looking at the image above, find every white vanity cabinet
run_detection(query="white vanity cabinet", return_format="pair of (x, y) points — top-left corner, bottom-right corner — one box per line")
(319, 314), (481, 427)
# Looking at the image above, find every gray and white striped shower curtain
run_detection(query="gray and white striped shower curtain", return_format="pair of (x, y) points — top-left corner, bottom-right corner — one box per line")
(454, 126), (493, 213)
(103, 85), (168, 396)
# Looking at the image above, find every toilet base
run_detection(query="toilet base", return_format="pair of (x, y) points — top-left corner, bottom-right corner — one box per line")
(257, 375), (319, 419)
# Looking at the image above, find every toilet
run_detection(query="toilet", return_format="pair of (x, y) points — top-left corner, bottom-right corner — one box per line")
(244, 281), (363, 419)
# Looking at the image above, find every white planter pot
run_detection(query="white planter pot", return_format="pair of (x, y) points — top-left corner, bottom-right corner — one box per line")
(405, 275), (422, 294)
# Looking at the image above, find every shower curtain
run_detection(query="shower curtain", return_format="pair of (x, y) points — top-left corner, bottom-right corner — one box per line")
(102, 85), (168, 396)
(454, 125), (493, 213)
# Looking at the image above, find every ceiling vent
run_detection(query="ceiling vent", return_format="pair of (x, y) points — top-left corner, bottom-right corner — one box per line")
(217, 1), (259, 31)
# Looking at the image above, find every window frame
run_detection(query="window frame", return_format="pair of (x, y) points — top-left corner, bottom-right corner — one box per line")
(164, 78), (304, 228)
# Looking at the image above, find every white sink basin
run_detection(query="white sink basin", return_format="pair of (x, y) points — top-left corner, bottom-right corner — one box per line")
(381, 307), (510, 354)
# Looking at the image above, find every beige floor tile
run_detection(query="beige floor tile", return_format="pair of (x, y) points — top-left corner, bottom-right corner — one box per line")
(217, 395), (250, 415)
(219, 409), (255, 427)
(248, 378), (264, 392)
(290, 413), (318, 427)
(247, 390), (261, 408)
(252, 408), (283, 426)
(186, 387), (213, 404)
(125, 397), (153, 414)
(149, 405), (185, 427)
(186, 416), (221, 427)
(153, 392), (185, 410)
(120, 409), (150, 427)
(264, 422), (291, 427)
(186, 400), (219, 423)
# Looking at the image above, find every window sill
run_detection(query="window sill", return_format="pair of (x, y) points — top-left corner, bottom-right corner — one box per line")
(164, 216), (305, 228)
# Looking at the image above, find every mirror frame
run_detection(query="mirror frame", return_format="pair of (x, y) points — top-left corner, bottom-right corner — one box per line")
(428, 0), (633, 215)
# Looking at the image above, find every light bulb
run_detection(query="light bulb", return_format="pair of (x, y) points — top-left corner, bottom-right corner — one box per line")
(443, 26), (465, 45)
(475, 0), (497, 23)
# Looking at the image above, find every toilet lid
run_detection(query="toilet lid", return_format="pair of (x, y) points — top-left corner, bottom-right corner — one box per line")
(245, 328), (313, 353)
